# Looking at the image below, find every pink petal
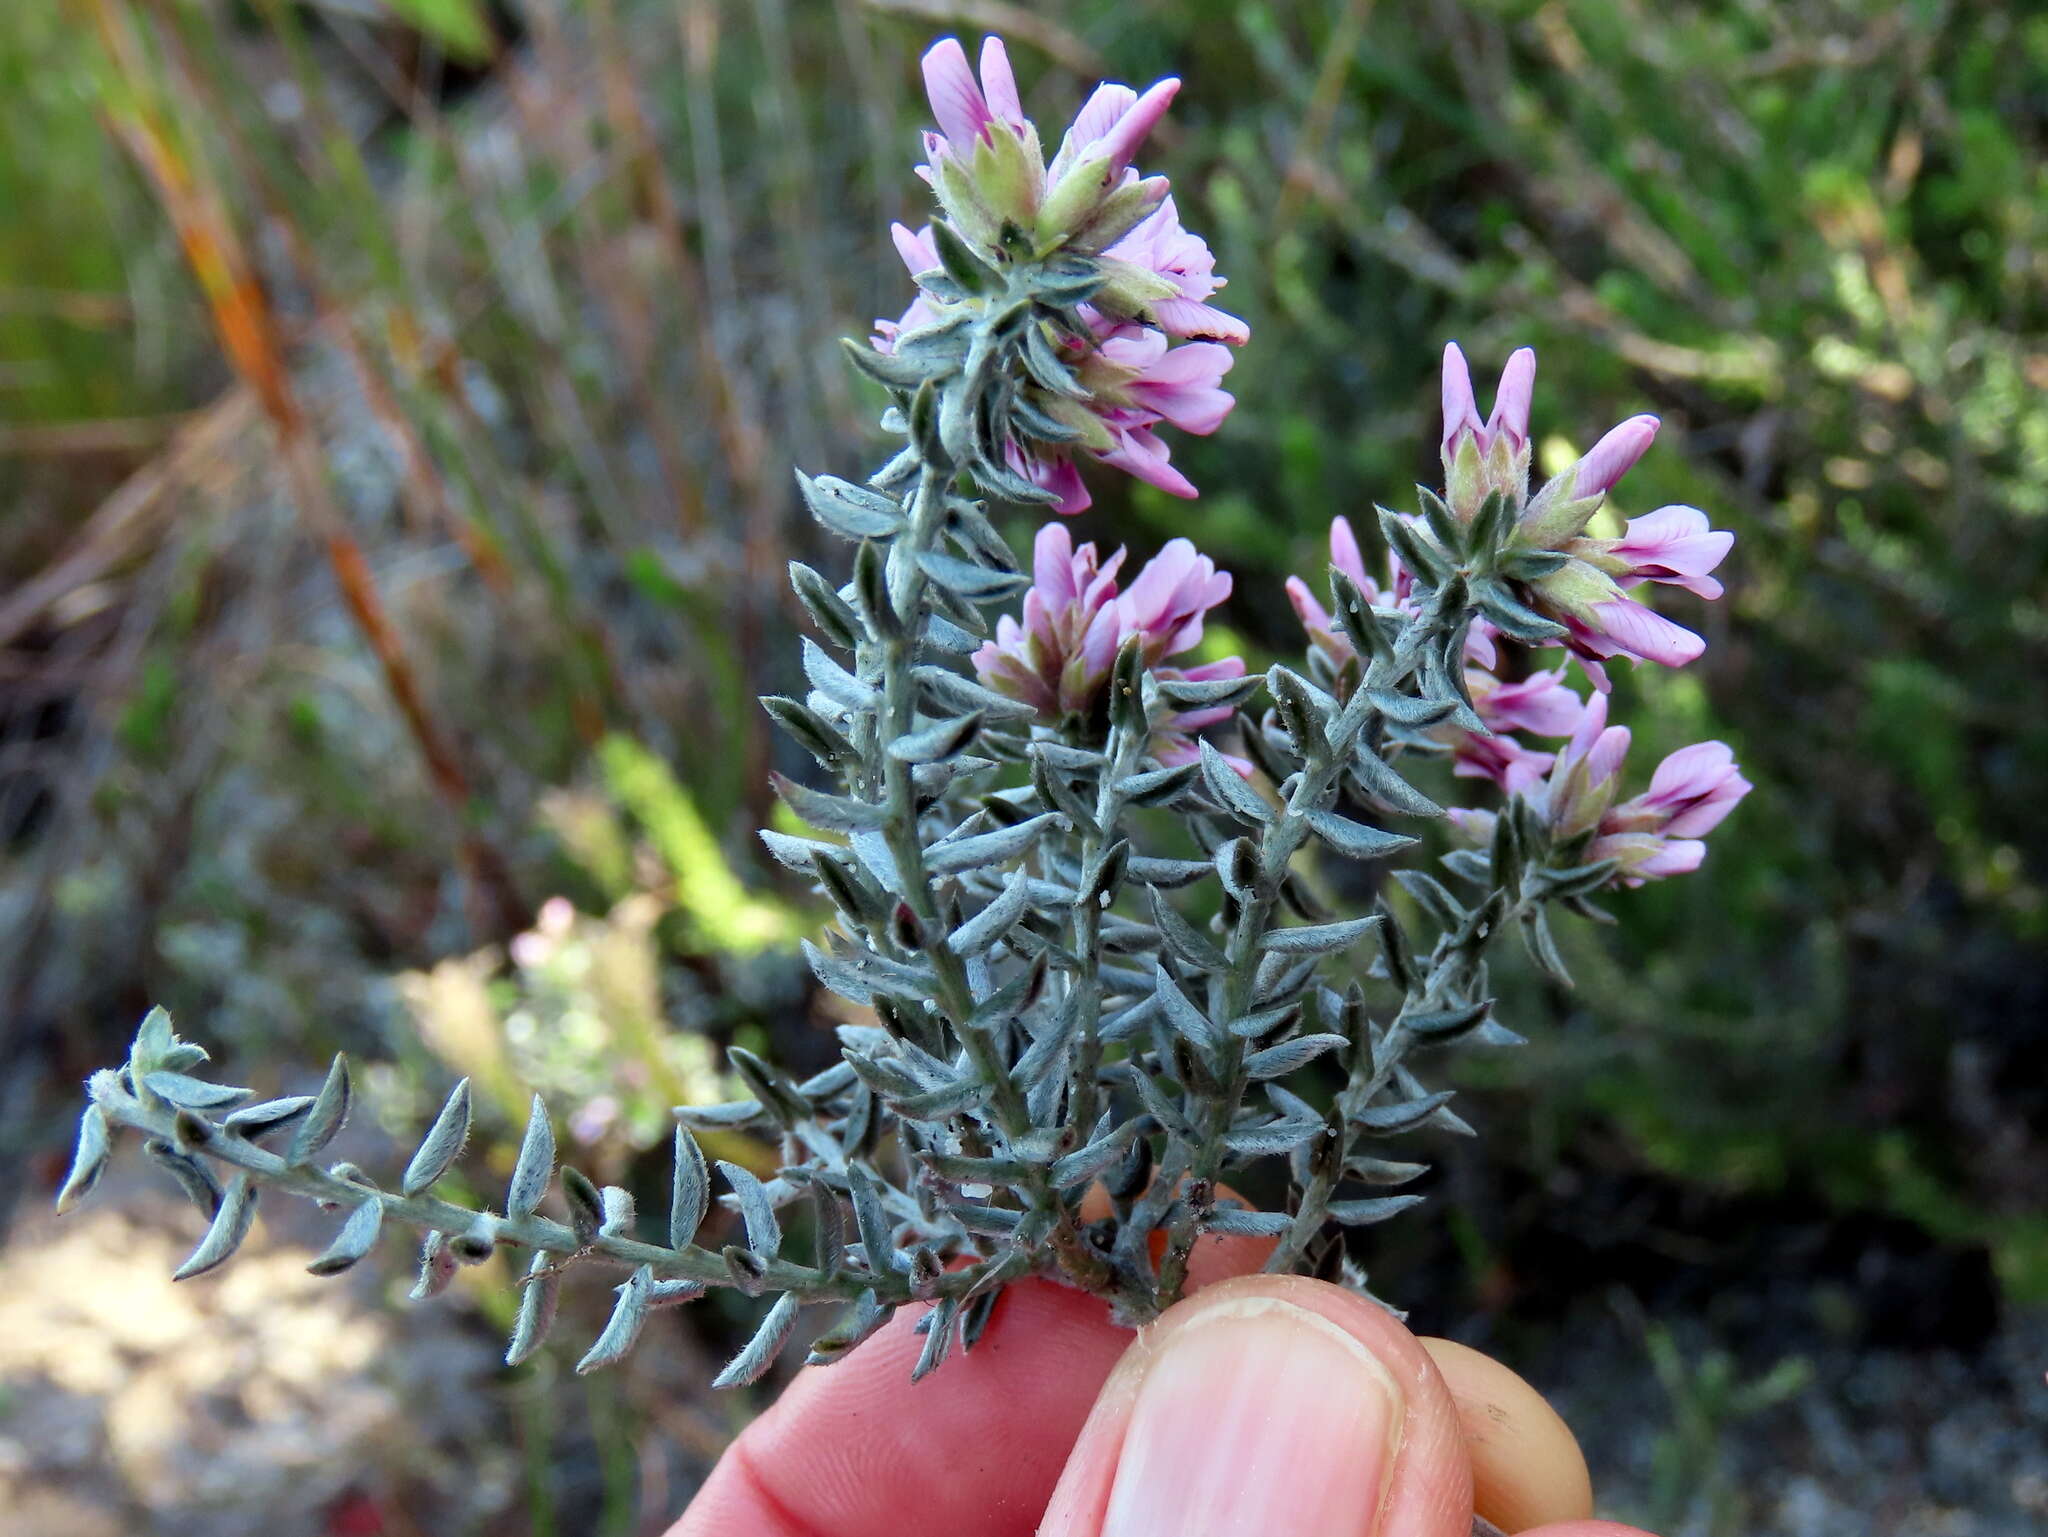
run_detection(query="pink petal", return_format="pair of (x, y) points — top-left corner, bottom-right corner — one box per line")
(977, 36), (1023, 127)
(1487, 347), (1536, 447)
(1099, 427), (1198, 498)
(1094, 77), (1179, 174)
(921, 38), (991, 149)
(1150, 297), (1250, 345)
(1574, 414), (1660, 499)
(1441, 342), (1482, 451)
(1585, 724), (1633, 790)
(1032, 522), (1077, 606)
(1589, 598), (1705, 668)
(1329, 516), (1368, 592)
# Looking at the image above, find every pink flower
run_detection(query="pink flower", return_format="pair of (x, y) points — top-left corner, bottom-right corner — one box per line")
(972, 523), (1125, 719)
(1096, 197), (1249, 345)
(1538, 691), (1632, 839)
(917, 36), (1180, 258)
(1455, 693), (1751, 887)
(1017, 325), (1236, 512)
(1585, 737), (1750, 888)
(1452, 666), (1585, 795)
(1602, 741), (1751, 839)
(1582, 504), (1734, 600)
(973, 528), (1239, 754)
(1441, 343), (1537, 519)
(920, 36), (1026, 158)
(1117, 537), (1232, 663)
(871, 224), (944, 352)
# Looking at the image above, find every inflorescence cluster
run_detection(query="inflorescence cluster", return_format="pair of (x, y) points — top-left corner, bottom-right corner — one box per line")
(59, 35), (1747, 1387)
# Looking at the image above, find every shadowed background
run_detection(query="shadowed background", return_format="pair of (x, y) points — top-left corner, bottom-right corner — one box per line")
(2, 2), (2044, 1534)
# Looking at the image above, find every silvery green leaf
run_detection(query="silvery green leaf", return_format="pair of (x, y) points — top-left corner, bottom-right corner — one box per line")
(800, 1058), (857, 1103)
(1353, 1091), (1456, 1134)
(600, 1185), (637, 1238)
(144, 1137), (223, 1216)
(846, 1164), (895, 1274)
(911, 665), (1037, 720)
(1243, 1033), (1350, 1080)
(1268, 666), (1329, 755)
(1253, 952), (1320, 1007)
(727, 1046), (815, 1128)
(1259, 915), (1381, 955)
(789, 562), (861, 650)
(1327, 1194), (1428, 1226)
(171, 1108), (213, 1154)
(808, 1290), (893, 1365)
(1149, 887), (1228, 973)
(674, 1099), (767, 1131)
(1532, 858), (1620, 901)
(142, 1071), (251, 1111)
(889, 1076), (989, 1118)
(1214, 837), (1258, 901)
(1097, 1000), (1163, 1049)
(803, 939), (887, 1006)
(924, 812), (1057, 874)
(771, 773), (889, 832)
(1391, 869), (1467, 928)
(1345, 1156), (1430, 1186)
(888, 712), (983, 763)
(1374, 900), (1416, 992)
(1473, 578), (1568, 643)
(562, 1166), (604, 1245)
(648, 1278), (707, 1307)
(758, 828), (844, 870)
(960, 1289), (1002, 1353)
(56, 1104), (111, 1214)
(1077, 838), (1132, 908)
(1227, 1001), (1299, 1040)
(576, 1265), (653, 1374)
(131, 1004), (177, 1066)
(801, 638), (877, 713)
(719, 1162), (782, 1258)
(1126, 856), (1213, 888)
(307, 1198), (384, 1277)
(1221, 1118), (1321, 1157)
(1051, 1119), (1141, 1188)
(1205, 1208), (1294, 1237)
(761, 695), (857, 770)
(401, 1078), (472, 1197)
(1365, 689), (1460, 729)
(1349, 747), (1445, 818)
(1520, 907), (1573, 986)
(723, 1245), (769, 1293)
(948, 1201), (1023, 1236)
(1405, 1000), (1494, 1043)
(222, 1096), (316, 1141)
(1115, 763), (1199, 808)
(911, 1295), (959, 1381)
(1199, 740), (1272, 825)
(1153, 966), (1221, 1054)
(506, 1095), (555, 1220)
(922, 611), (982, 653)
(1021, 315), (1090, 395)
(796, 470), (904, 539)
(291, 1054), (352, 1164)
(1378, 506), (1449, 586)
(668, 1125), (711, 1249)
(1156, 673), (1262, 710)
(915, 549), (1027, 600)
(1010, 996), (1082, 1091)
(501, 1254), (562, 1368)
(715, 1292), (802, 1389)
(1306, 808), (1419, 862)
(947, 866), (1031, 956)
(174, 1173), (258, 1281)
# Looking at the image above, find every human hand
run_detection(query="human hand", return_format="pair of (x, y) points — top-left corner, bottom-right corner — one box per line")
(667, 1231), (1655, 1537)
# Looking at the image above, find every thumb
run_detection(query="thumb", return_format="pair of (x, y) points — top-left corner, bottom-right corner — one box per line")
(1038, 1274), (1474, 1537)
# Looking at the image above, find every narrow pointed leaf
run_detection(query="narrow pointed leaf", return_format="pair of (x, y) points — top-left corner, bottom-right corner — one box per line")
(308, 1198), (384, 1277)
(401, 1078), (473, 1196)
(174, 1173), (258, 1280)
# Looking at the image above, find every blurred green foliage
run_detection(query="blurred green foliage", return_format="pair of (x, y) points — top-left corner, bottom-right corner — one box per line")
(3, 0), (2043, 1376)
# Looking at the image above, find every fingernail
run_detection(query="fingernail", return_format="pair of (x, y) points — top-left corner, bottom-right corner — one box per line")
(1099, 1295), (1405, 1537)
